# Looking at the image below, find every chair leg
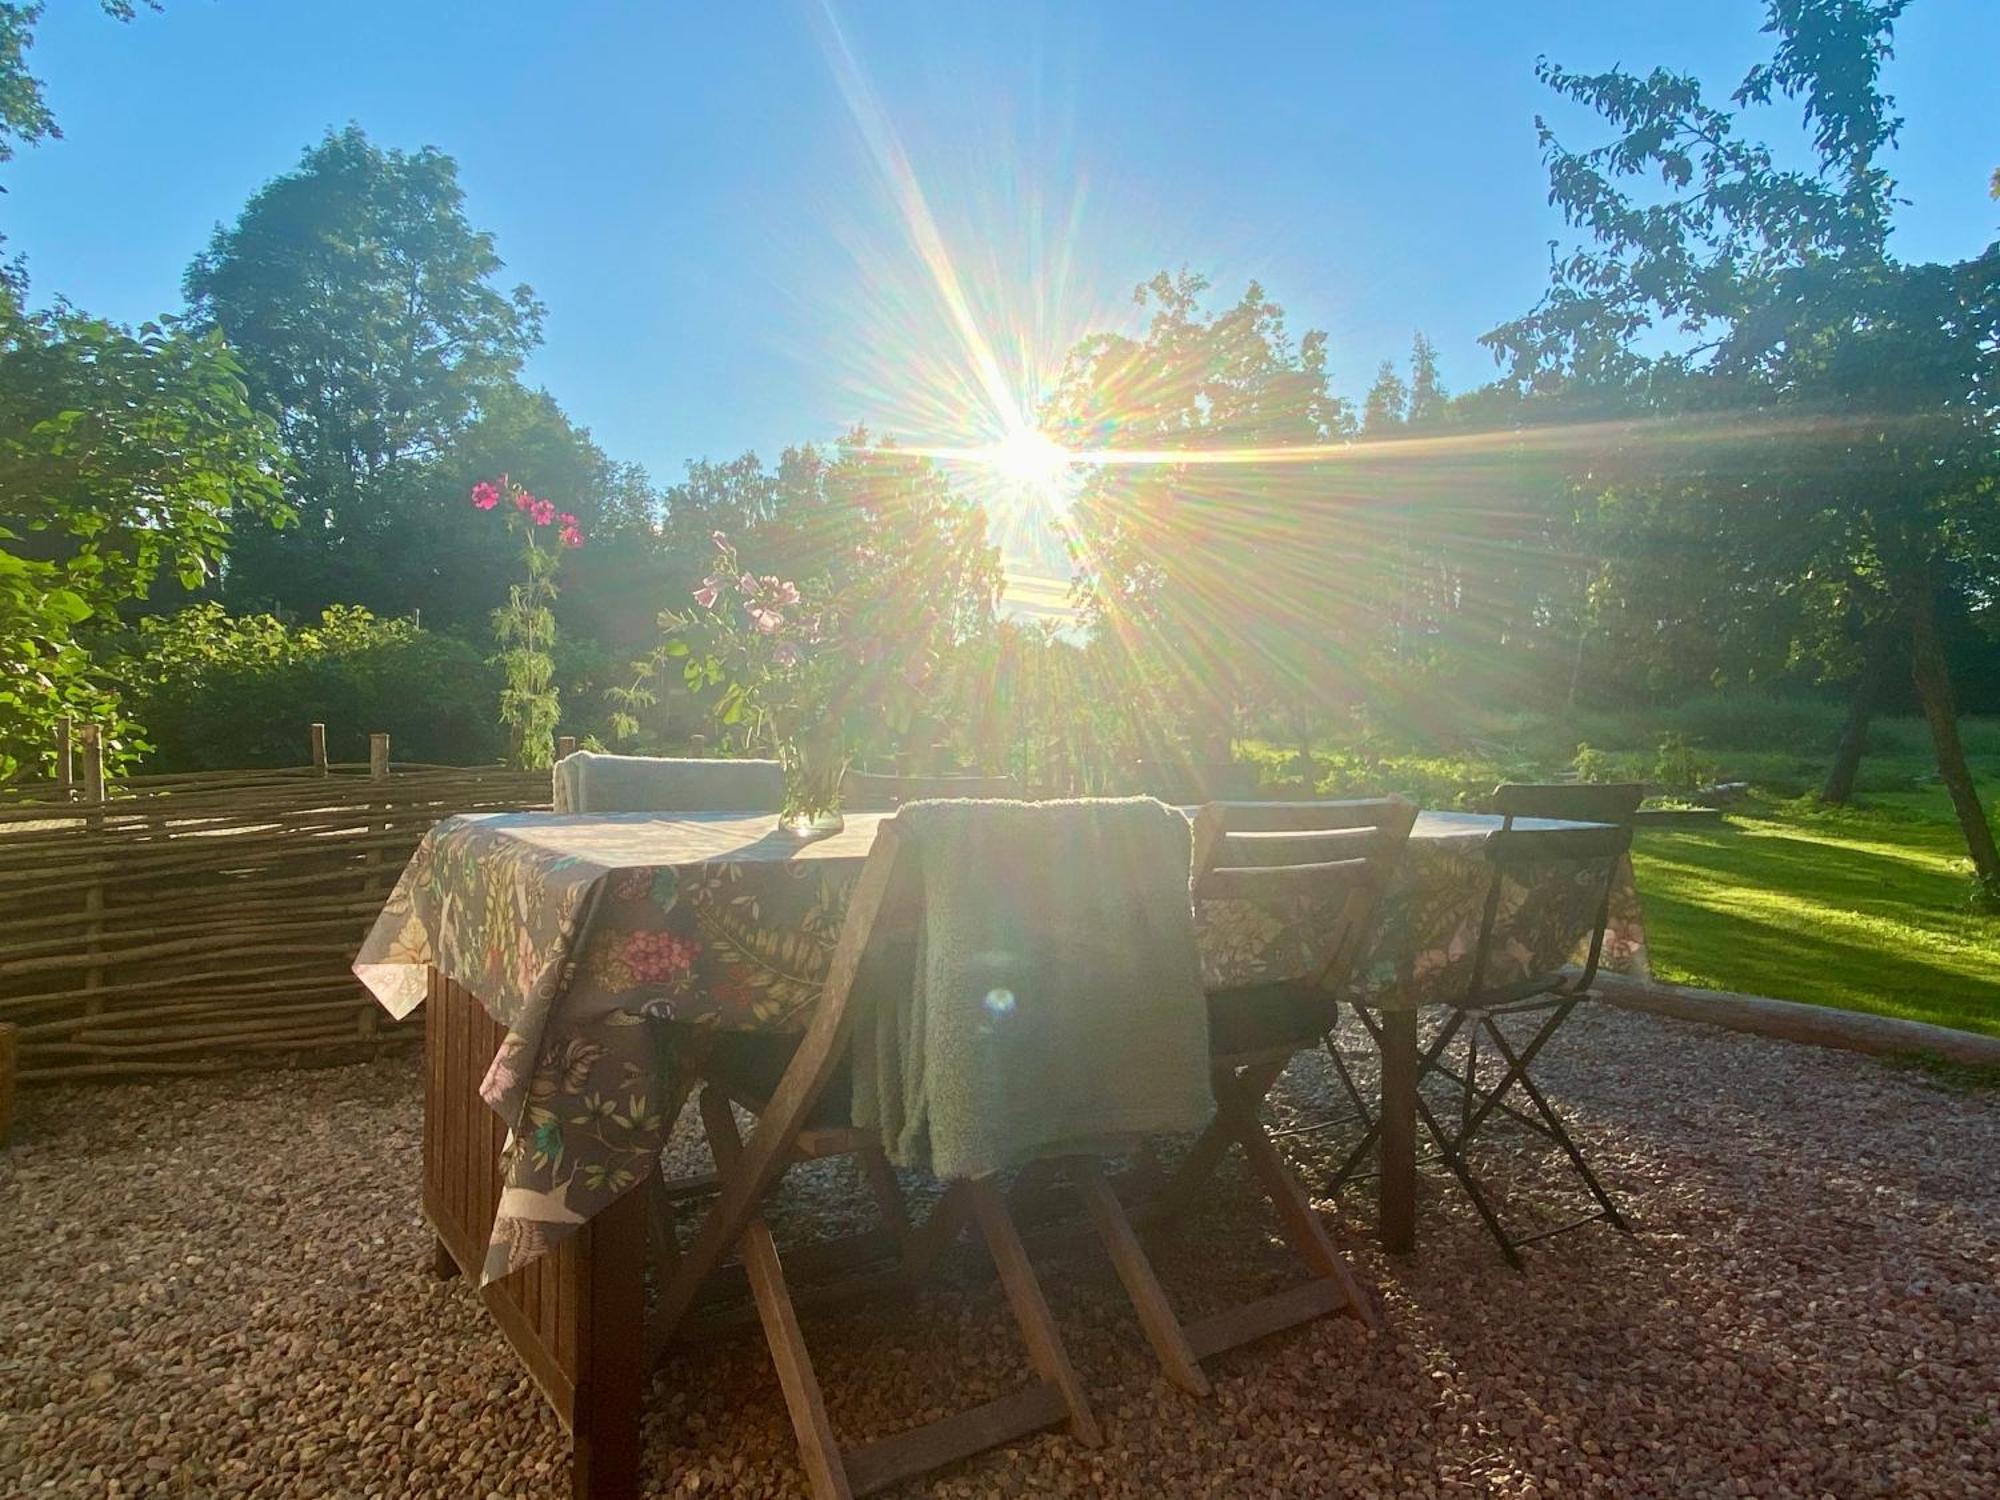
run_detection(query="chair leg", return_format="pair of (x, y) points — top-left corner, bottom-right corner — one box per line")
(1410, 1077), (1523, 1270)
(700, 1089), (853, 1500)
(1155, 1056), (1288, 1221)
(856, 1144), (911, 1257)
(1478, 1010), (1633, 1235)
(1324, 1030), (1377, 1129)
(1070, 1157), (1210, 1396)
(965, 1178), (1101, 1446)
(1213, 1065), (1379, 1330)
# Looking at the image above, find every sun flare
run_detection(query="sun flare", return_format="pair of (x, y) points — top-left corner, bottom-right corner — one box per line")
(980, 426), (1074, 502)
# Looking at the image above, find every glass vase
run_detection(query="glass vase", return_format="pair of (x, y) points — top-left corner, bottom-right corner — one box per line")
(777, 734), (849, 839)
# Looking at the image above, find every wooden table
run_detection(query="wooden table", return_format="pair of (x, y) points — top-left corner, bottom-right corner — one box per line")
(382, 809), (1641, 1499)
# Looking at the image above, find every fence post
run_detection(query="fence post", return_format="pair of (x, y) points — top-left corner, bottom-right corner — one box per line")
(359, 733), (391, 1040)
(689, 734), (706, 758)
(56, 718), (74, 801)
(310, 723), (329, 776)
(557, 735), (577, 760)
(79, 724), (106, 1014)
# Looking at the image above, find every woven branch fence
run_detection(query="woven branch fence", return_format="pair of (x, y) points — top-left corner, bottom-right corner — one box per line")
(0, 723), (553, 1085)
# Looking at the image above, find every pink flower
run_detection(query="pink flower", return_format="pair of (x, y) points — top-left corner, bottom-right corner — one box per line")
(470, 481), (500, 511)
(693, 584), (720, 609)
(761, 576), (800, 605)
(514, 489), (535, 513)
(559, 524), (583, 549)
(530, 499), (557, 526)
(749, 605), (784, 633)
(557, 511), (577, 529)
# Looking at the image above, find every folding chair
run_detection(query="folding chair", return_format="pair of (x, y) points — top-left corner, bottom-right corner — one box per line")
(1072, 798), (1416, 1391)
(840, 769), (1024, 811)
(1332, 782), (1642, 1266)
(648, 824), (1100, 1500)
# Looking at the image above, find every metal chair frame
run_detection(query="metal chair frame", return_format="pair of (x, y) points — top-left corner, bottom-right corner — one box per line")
(1331, 783), (1643, 1266)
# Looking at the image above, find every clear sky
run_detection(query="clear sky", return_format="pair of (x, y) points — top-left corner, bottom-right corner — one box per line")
(10, 0), (1997, 487)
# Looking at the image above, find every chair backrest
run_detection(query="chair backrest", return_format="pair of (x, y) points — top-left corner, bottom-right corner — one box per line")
(1491, 782), (1644, 828)
(1191, 798), (1418, 992)
(552, 751), (784, 813)
(1469, 782), (1642, 997)
(842, 769), (1025, 812)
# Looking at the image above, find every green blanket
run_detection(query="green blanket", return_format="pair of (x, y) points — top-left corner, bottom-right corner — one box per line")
(853, 797), (1214, 1180)
(551, 752), (783, 814)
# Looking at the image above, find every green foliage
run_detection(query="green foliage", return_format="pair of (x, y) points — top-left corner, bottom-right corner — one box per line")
(1570, 742), (1617, 783)
(618, 442), (999, 789)
(476, 478), (579, 770)
(1651, 731), (1717, 793)
(0, 277), (289, 780)
(185, 126), (545, 616)
(128, 602), (502, 771)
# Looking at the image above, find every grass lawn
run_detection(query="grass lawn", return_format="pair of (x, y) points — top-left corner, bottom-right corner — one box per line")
(1634, 782), (2000, 1037)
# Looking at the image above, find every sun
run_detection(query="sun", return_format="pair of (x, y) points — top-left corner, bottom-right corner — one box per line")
(981, 425), (1074, 504)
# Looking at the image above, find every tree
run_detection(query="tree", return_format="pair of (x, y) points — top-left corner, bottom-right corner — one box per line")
(185, 126), (544, 614)
(1485, 0), (2000, 894)
(0, 274), (288, 776)
(1049, 272), (1368, 771)
(1406, 332), (1447, 426)
(1361, 360), (1408, 436)
(0, 3), (158, 177)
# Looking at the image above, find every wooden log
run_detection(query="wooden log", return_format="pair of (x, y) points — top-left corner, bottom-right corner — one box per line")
(311, 723), (329, 776)
(1595, 976), (2000, 1067)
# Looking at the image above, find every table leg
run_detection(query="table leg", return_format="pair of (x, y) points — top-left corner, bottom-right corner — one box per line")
(572, 1183), (648, 1500)
(1378, 1008), (1417, 1254)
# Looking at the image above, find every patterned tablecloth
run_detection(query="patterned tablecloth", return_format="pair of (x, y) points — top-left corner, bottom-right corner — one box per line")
(355, 809), (1646, 1282)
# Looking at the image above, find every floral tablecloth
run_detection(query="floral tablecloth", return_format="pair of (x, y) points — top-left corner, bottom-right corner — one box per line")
(355, 809), (1645, 1282)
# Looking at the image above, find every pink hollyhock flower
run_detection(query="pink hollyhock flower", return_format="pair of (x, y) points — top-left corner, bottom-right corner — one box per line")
(692, 584), (720, 609)
(557, 511), (578, 529)
(470, 481), (500, 510)
(559, 524), (583, 549)
(530, 499), (557, 526)
(748, 605), (784, 633)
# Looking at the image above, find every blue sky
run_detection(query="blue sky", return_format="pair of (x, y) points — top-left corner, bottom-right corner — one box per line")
(10, 0), (1998, 486)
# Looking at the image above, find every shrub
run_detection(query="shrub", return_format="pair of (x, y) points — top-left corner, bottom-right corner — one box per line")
(128, 604), (505, 770)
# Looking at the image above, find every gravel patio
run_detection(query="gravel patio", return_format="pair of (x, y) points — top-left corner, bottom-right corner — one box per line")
(3, 1006), (1995, 1499)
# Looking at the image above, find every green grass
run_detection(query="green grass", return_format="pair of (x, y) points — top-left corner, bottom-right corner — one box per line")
(1240, 702), (2000, 1036)
(1633, 784), (2000, 1037)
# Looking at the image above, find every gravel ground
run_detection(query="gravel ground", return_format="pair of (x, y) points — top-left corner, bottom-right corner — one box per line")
(3, 1006), (1996, 1499)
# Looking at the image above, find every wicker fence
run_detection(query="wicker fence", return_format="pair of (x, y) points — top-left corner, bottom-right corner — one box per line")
(0, 724), (549, 1084)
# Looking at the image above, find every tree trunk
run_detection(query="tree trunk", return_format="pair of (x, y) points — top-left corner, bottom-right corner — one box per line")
(1910, 586), (2000, 894)
(1819, 623), (1899, 804)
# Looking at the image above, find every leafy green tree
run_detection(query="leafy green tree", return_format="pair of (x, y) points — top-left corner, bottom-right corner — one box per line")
(0, 274), (288, 777)
(1360, 361), (1408, 436)
(1485, 0), (2000, 894)
(615, 432), (999, 754)
(185, 126), (543, 614)
(1049, 271), (1364, 770)
(1406, 332), (1446, 426)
